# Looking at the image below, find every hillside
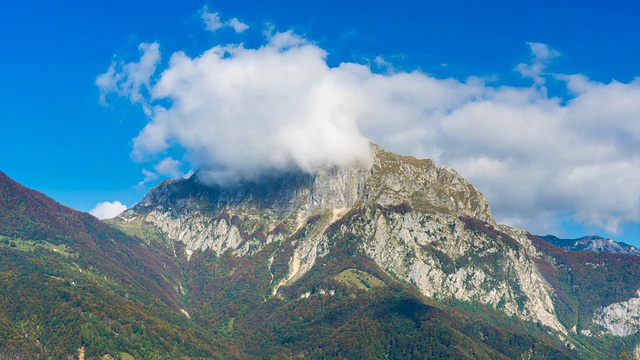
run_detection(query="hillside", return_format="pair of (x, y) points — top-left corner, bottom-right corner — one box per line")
(0, 171), (234, 359)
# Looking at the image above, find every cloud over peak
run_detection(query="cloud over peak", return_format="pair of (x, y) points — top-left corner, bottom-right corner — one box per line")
(101, 30), (373, 185)
(97, 25), (640, 236)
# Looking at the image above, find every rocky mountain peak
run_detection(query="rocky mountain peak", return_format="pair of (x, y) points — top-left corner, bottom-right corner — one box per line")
(369, 144), (494, 223)
(115, 144), (566, 333)
(128, 144), (494, 227)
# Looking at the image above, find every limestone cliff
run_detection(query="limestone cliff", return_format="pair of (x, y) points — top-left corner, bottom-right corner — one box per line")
(116, 144), (565, 333)
(593, 290), (640, 336)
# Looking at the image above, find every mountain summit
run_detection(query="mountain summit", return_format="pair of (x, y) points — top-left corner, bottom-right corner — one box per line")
(121, 144), (493, 248)
(118, 145), (564, 329)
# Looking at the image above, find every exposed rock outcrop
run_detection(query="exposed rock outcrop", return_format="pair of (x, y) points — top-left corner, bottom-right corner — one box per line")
(116, 144), (565, 333)
(594, 291), (640, 336)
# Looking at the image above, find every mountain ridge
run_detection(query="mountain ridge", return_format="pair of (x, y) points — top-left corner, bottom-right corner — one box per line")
(538, 234), (640, 256)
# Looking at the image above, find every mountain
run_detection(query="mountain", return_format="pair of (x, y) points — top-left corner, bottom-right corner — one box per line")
(113, 144), (640, 359)
(4, 144), (640, 359)
(0, 171), (234, 359)
(117, 145), (564, 329)
(538, 235), (640, 256)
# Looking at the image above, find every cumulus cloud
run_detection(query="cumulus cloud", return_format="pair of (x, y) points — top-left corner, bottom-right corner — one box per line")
(126, 30), (372, 185)
(90, 201), (127, 220)
(201, 6), (248, 33)
(99, 30), (640, 235)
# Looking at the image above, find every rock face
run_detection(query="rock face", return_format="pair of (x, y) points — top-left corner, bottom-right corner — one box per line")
(116, 144), (565, 333)
(594, 291), (640, 336)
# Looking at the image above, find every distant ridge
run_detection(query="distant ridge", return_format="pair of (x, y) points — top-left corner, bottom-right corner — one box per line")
(537, 234), (640, 256)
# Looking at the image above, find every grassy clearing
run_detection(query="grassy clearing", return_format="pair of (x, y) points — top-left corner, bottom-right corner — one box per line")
(334, 269), (385, 291)
(109, 222), (165, 244)
(0, 235), (77, 257)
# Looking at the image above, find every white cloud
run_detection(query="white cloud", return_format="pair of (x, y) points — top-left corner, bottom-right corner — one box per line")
(136, 159), (184, 187)
(137, 168), (158, 187)
(373, 56), (394, 73)
(183, 169), (195, 179)
(201, 6), (223, 32)
(96, 42), (160, 115)
(154, 157), (183, 178)
(515, 42), (560, 85)
(201, 6), (248, 33)
(227, 18), (249, 33)
(99, 33), (640, 236)
(90, 201), (127, 220)
(126, 31), (372, 185)
(555, 73), (596, 95)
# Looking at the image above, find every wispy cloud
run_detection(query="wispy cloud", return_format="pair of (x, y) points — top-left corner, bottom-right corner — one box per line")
(137, 168), (158, 187)
(96, 42), (160, 115)
(515, 42), (560, 86)
(201, 5), (248, 33)
(136, 158), (186, 187)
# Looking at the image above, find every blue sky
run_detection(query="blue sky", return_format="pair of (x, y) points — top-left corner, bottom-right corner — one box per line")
(2, 0), (640, 245)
